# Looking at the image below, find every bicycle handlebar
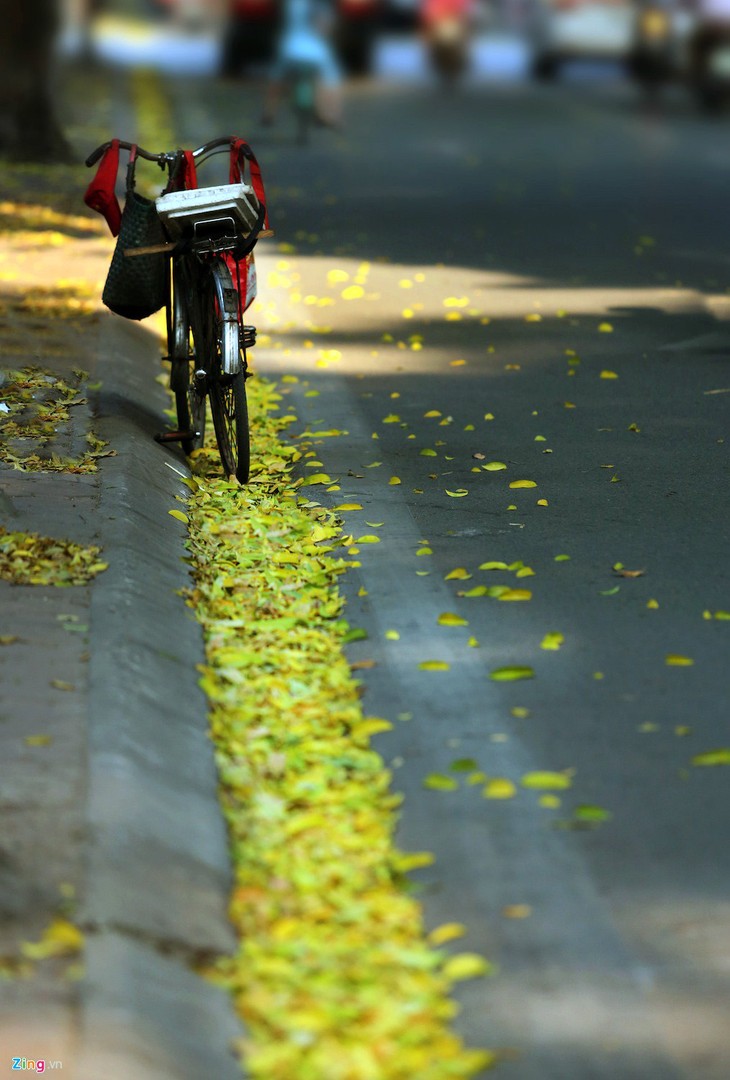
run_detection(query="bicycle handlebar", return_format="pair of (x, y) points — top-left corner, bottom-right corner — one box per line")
(84, 135), (247, 169)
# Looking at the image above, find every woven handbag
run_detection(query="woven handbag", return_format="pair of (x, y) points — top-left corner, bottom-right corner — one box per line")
(102, 149), (167, 321)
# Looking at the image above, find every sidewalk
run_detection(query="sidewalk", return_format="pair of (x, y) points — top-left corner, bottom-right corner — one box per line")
(0, 66), (244, 1080)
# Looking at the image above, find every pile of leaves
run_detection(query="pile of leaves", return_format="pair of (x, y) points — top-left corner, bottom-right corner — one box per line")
(184, 378), (494, 1079)
(0, 366), (112, 472)
(0, 526), (107, 586)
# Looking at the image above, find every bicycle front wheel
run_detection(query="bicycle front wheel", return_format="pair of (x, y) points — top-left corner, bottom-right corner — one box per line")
(192, 260), (250, 483)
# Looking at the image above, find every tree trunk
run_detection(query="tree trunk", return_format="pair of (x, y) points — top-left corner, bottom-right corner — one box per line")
(0, 0), (72, 161)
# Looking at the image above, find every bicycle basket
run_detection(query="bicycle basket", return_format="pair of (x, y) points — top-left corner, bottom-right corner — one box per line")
(102, 190), (167, 321)
(155, 182), (260, 239)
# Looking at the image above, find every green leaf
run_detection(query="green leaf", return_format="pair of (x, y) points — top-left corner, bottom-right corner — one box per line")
(450, 757), (479, 772)
(691, 749), (730, 767)
(574, 804), (612, 822)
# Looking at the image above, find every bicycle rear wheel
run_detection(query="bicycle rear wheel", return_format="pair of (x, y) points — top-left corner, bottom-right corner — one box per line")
(191, 260), (250, 483)
(170, 262), (206, 456)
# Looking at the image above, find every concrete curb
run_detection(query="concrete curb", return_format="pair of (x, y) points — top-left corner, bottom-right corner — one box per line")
(79, 316), (244, 1079)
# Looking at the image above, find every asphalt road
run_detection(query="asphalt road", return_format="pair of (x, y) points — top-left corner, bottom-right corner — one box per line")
(167, 72), (730, 1077)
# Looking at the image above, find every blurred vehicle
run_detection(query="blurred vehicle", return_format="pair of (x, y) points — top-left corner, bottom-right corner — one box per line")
(334, 0), (382, 74)
(220, 0), (281, 76)
(689, 0), (730, 109)
(421, 0), (472, 84)
(531, 0), (637, 78)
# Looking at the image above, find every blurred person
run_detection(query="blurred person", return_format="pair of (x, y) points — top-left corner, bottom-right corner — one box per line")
(628, 0), (676, 92)
(220, 0), (282, 76)
(690, 0), (730, 61)
(420, 0), (473, 85)
(261, 0), (343, 125)
(689, 0), (730, 106)
(334, 0), (382, 76)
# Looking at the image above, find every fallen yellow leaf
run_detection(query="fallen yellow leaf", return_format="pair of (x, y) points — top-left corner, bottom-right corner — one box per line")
(424, 772), (459, 789)
(497, 589), (532, 602)
(483, 778), (517, 799)
(21, 918), (84, 960)
(521, 771), (572, 790)
(428, 923), (467, 945)
(540, 632), (564, 650)
(341, 285), (364, 300)
(437, 612), (469, 627)
(489, 666), (534, 681)
(442, 953), (494, 981)
(502, 905), (532, 919)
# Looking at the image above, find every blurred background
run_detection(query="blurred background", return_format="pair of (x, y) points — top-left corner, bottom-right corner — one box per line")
(50, 0), (728, 103)
(2, 0), (727, 168)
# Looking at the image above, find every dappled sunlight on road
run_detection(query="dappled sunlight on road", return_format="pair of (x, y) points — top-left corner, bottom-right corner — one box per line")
(251, 246), (726, 378)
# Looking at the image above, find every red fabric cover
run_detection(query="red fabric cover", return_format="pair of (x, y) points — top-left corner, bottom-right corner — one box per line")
(84, 139), (122, 236)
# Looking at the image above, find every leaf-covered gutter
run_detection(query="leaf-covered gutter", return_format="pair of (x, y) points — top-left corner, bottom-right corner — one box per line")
(182, 377), (495, 1079)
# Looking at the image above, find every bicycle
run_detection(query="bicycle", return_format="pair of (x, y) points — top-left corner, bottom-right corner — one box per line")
(85, 136), (270, 483)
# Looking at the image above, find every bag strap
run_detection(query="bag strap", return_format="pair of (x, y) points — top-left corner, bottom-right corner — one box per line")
(125, 144), (139, 194)
(229, 137), (269, 230)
